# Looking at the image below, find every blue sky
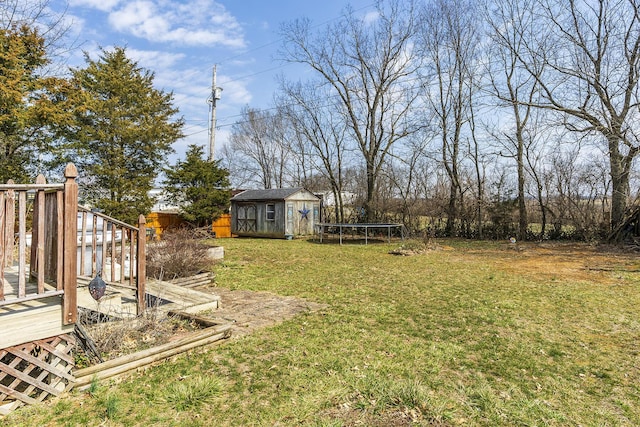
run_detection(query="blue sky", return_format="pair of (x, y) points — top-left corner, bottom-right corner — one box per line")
(49, 0), (377, 163)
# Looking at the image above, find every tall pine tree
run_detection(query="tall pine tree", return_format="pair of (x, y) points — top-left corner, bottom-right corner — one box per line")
(0, 24), (67, 182)
(164, 144), (231, 227)
(65, 47), (184, 224)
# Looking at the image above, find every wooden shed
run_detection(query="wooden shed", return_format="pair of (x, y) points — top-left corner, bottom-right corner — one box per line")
(230, 188), (320, 238)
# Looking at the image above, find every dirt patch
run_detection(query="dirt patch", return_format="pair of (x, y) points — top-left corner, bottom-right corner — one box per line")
(389, 239), (444, 256)
(463, 241), (640, 284)
(192, 286), (327, 339)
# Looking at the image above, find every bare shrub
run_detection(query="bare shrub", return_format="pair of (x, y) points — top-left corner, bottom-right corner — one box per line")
(76, 305), (198, 361)
(147, 228), (214, 280)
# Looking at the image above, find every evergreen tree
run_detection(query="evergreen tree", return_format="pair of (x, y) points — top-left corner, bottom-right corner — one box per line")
(164, 144), (231, 227)
(65, 47), (184, 224)
(0, 24), (68, 182)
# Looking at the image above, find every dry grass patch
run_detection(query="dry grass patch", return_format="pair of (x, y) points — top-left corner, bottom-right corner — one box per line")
(389, 238), (443, 255)
(459, 241), (637, 284)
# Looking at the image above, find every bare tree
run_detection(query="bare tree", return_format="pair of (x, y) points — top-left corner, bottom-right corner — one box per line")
(522, 118), (561, 239)
(218, 143), (251, 189)
(227, 107), (292, 189)
(546, 146), (608, 239)
(278, 80), (351, 222)
(467, 90), (489, 239)
(279, 0), (423, 222)
(420, 0), (482, 236)
(512, 0), (640, 236)
(483, 0), (545, 241)
(382, 132), (434, 232)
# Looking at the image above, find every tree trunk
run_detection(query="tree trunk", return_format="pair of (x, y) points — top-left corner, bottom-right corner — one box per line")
(535, 180), (546, 240)
(517, 139), (528, 241)
(364, 162), (376, 223)
(445, 181), (458, 236)
(608, 137), (629, 233)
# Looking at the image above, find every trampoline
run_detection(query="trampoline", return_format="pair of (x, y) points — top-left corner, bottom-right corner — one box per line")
(314, 222), (405, 245)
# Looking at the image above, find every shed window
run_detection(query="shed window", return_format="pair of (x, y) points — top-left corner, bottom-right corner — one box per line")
(266, 203), (276, 221)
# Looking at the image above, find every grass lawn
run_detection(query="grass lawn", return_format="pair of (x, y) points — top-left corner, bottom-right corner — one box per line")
(4, 238), (640, 426)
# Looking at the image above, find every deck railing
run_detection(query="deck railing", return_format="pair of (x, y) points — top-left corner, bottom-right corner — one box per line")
(0, 164), (78, 325)
(76, 207), (146, 315)
(0, 163), (148, 323)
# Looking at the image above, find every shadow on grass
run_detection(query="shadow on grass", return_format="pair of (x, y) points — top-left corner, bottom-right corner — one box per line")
(304, 237), (394, 245)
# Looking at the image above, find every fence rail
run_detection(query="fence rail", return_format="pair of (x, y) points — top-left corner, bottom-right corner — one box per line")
(76, 207), (146, 315)
(0, 164), (78, 324)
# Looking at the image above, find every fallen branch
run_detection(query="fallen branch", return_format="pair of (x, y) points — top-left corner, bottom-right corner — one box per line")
(181, 280), (214, 289)
(169, 272), (213, 282)
(74, 324), (104, 364)
(585, 266), (640, 272)
(168, 310), (220, 328)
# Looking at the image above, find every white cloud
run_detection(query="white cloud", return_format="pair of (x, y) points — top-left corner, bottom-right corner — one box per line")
(62, 0), (252, 164)
(362, 10), (379, 25)
(126, 48), (185, 70)
(169, 69), (252, 114)
(217, 79), (251, 106)
(107, 0), (246, 48)
(69, 0), (121, 12)
(108, 1), (158, 32)
(144, 65), (252, 126)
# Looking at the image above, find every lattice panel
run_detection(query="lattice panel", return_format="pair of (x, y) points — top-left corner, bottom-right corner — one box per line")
(0, 334), (76, 414)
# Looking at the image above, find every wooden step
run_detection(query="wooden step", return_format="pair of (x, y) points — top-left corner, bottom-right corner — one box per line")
(77, 285), (131, 318)
(146, 279), (220, 306)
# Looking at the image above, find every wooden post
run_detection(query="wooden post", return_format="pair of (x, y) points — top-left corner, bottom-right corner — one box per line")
(110, 219), (116, 282)
(136, 214), (146, 316)
(80, 211), (87, 277)
(128, 229), (134, 287)
(36, 174), (46, 294)
(119, 225), (126, 284)
(62, 164), (78, 325)
(5, 181), (15, 267)
(0, 187), (4, 301)
(92, 214), (97, 276)
(18, 191), (26, 298)
(100, 217), (106, 277)
(0, 179), (16, 301)
(56, 191), (64, 290)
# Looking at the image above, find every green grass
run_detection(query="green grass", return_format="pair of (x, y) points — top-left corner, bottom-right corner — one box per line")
(4, 238), (640, 426)
(156, 375), (223, 411)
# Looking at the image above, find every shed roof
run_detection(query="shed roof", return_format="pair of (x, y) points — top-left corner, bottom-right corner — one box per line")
(231, 187), (317, 202)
